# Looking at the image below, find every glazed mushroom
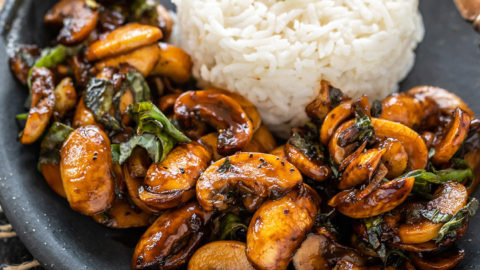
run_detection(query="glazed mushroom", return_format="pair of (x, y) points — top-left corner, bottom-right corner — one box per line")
(139, 142), (211, 210)
(196, 152), (303, 212)
(60, 125), (115, 215)
(92, 197), (153, 229)
(53, 77), (77, 118)
(188, 241), (255, 270)
(379, 93), (424, 129)
(398, 182), (467, 244)
(328, 176), (415, 218)
(21, 67), (55, 144)
(86, 23), (163, 61)
(44, 0), (99, 45)
(246, 184), (320, 270)
(150, 43), (193, 83)
(174, 90), (254, 155)
(132, 202), (212, 269)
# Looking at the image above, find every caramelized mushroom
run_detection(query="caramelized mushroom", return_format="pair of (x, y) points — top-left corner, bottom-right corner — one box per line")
(21, 67), (55, 144)
(44, 0), (99, 45)
(320, 100), (355, 145)
(431, 108), (471, 165)
(8, 45), (40, 85)
(140, 142), (211, 210)
(406, 86), (475, 118)
(409, 248), (465, 270)
(202, 88), (262, 133)
(60, 125), (115, 215)
(53, 77), (77, 118)
(95, 44), (161, 76)
(188, 241), (255, 270)
(86, 23), (163, 61)
(338, 148), (385, 190)
(92, 197), (153, 228)
(132, 202), (212, 270)
(269, 145), (287, 160)
(372, 118), (428, 170)
(72, 96), (99, 128)
(150, 43), (193, 84)
(246, 185), (319, 270)
(174, 90), (254, 155)
(377, 138), (408, 179)
(379, 93), (423, 129)
(196, 152), (303, 212)
(286, 142), (332, 182)
(157, 93), (181, 115)
(123, 165), (161, 214)
(328, 177), (415, 219)
(398, 182), (467, 244)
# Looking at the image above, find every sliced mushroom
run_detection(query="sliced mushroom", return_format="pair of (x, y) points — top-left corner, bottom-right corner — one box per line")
(293, 233), (366, 270)
(40, 163), (66, 197)
(139, 142), (211, 210)
(60, 125), (114, 215)
(398, 182), (467, 244)
(132, 202), (212, 270)
(150, 43), (193, 84)
(53, 77), (77, 118)
(157, 93), (181, 115)
(188, 241), (255, 270)
(44, 0), (99, 45)
(286, 141), (331, 182)
(406, 86), (475, 118)
(305, 80), (340, 121)
(329, 120), (358, 164)
(328, 177), (415, 219)
(200, 88), (262, 133)
(174, 90), (254, 155)
(8, 45), (40, 85)
(86, 23), (163, 61)
(244, 125), (277, 153)
(21, 68), (55, 144)
(155, 4), (173, 40)
(377, 138), (408, 179)
(372, 118), (428, 170)
(409, 248), (465, 270)
(246, 185), (319, 270)
(338, 148), (385, 190)
(196, 152), (303, 212)
(72, 96), (99, 128)
(431, 108), (471, 165)
(379, 93), (423, 129)
(95, 44), (161, 76)
(126, 147), (151, 179)
(92, 197), (153, 228)
(123, 164), (161, 214)
(320, 100), (355, 145)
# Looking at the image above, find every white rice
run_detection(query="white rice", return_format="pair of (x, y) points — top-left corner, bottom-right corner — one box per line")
(172, 0), (424, 136)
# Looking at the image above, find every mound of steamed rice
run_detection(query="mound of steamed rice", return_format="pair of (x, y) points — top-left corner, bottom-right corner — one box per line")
(172, 0), (424, 136)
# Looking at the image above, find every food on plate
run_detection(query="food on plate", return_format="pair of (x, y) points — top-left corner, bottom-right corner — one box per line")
(9, 0), (480, 269)
(173, 0), (424, 135)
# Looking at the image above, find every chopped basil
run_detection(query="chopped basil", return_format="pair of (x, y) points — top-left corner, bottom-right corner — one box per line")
(125, 71), (151, 103)
(218, 157), (231, 173)
(119, 134), (161, 164)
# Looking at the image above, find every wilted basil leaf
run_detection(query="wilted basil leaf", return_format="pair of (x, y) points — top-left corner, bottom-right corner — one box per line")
(434, 198), (478, 243)
(219, 213), (247, 241)
(364, 216), (386, 259)
(111, 144), (120, 164)
(289, 123), (325, 161)
(38, 122), (74, 166)
(217, 157), (231, 173)
(338, 105), (374, 147)
(125, 71), (151, 103)
(122, 102), (190, 163)
(119, 133), (161, 164)
(84, 78), (122, 132)
(130, 0), (158, 24)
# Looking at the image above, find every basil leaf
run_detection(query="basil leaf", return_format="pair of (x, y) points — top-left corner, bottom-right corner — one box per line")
(15, 112), (29, 121)
(217, 157), (231, 173)
(119, 134), (161, 164)
(121, 102), (190, 163)
(84, 78), (122, 132)
(434, 198), (479, 243)
(338, 105), (374, 146)
(38, 122), (74, 166)
(219, 213), (247, 241)
(130, 0), (158, 24)
(128, 102), (190, 143)
(364, 216), (386, 259)
(420, 208), (453, 223)
(125, 71), (151, 103)
(288, 123), (325, 161)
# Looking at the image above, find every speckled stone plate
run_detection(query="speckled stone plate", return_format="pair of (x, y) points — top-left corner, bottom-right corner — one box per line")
(0, 0), (479, 269)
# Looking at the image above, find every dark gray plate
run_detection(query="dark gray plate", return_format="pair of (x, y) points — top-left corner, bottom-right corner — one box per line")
(0, 0), (478, 269)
